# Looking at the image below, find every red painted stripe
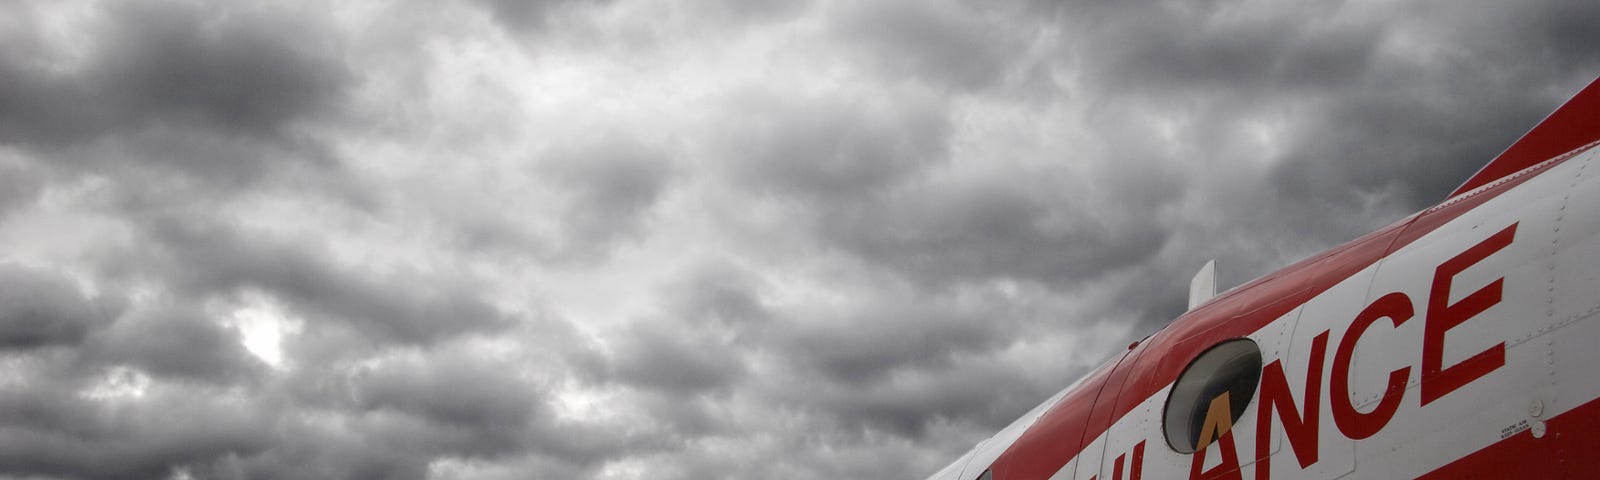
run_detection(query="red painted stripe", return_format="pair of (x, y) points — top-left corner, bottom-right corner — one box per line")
(1419, 395), (1600, 479)
(1449, 77), (1600, 198)
(991, 355), (1124, 479)
(989, 148), (1589, 480)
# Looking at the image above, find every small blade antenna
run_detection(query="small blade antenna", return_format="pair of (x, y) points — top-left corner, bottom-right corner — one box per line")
(1188, 260), (1217, 310)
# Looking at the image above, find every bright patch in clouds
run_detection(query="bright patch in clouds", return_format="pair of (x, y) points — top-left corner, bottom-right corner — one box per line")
(228, 294), (298, 368)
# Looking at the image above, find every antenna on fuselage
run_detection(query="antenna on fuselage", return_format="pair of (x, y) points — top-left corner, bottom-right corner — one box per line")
(1188, 259), (1217, 311)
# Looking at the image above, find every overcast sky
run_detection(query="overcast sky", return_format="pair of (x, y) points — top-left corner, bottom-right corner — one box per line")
(0, 1), (1596, 479)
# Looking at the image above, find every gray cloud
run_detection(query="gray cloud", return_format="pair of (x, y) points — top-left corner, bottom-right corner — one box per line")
(1079, 2), (1378, 97)
(767, 302), (1003, 387)
(0, 383), (274, 480)
(544, 135), (676, 261)
(85, 303), (264, 384)
(831, 0), (1032, 91)
(1267, 69), (1584, 210)
(0, 1), (347, 150)
(806, 360), (1038, 439)
(122, 215), (513, 346)
(661, 262), (773, 329)
(0, 161), (44, 219)
(348, 354), (544, 456)
(819, 178), (1170, 289)
(214, 417), (438, 480)
(717, 89), (951, 201)
(476, 0), (614, 32)
(0, 265), (119, 350)
(84, 2), (347, 138)
(609, 322), (746, 395)
(598, 264), (765, 396)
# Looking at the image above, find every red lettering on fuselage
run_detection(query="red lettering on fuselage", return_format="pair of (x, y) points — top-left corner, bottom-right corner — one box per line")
(1253, 331), (1329, 480)
(1422, 223), (1517, 405)
(1095, 441), (1146, 480)
(1331, 292), (1414, 439)
(1190, 429), (1242, 480)
(1240, 223), (1517, 478)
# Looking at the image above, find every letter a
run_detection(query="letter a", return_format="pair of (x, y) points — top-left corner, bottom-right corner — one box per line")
(1191, 392), (1244, 480)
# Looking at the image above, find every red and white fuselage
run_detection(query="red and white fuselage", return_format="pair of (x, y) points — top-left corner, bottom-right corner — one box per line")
(928, 78), (1600, 480)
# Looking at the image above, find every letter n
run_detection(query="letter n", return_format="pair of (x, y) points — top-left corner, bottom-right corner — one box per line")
(1254, 331), (1329, 480)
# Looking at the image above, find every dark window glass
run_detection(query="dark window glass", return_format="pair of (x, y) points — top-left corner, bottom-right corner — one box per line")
(1162, 338), (1262, 453)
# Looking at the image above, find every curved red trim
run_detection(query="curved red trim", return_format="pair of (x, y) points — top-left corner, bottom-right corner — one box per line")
(1419, 395), (1600, 479)
(989, 151), (1582, 480)
(1449, 77), (1600, 198)
(990, 355), (1123, 478)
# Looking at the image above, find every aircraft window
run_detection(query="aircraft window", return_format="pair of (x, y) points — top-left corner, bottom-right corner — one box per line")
(975, 470), (992, 480)
(1162, 338), (1262, 454)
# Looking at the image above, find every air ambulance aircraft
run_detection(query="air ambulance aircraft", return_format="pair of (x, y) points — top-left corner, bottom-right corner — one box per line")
(926, 77), (1600, 480)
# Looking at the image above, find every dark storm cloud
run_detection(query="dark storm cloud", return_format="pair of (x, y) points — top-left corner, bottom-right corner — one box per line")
(201, 413), (455, 480)
(0, 384), (274, 480)
(476, 0), (613, 32)
(84, 303), (264, 384)
(629, 391), (740, 440)
(544, 135), (676, 261)
(219, 384), (597, 479)
(0, 161), (44, 219)
(0, 0), (351, 210)
(1264, 21), (1600, 210)
(1102, 265), (1190, 331)
(812, 362), (1038, 439)
(0, 336), (614, 480)
(718, 89), (950, 201)
(831, 0), (1030, 91)
(711, 88), (1170, 291)
(596, 263), (767, 396)
(819, 179), (1170, 288)
(356, 369), (533, 434)
(1080, 2), (1379, 96)
(1268, 82), (1549, 211)
(0, 265), (120, 350)
(348, 354), (542, 456)
(733, 282), (1110, 444)
(126, 216), (512, 345)
(0, 268), (269, 479)
(603, 261), (1082, 445)
(85, 2), (347, 138)
(454, 135), (678, 264)
(703, 0), (814, 23)
(661, 262), (772, 329)
(0, 1), (347, 150)
(1060, 0), (1600, 211)
(766, 302), (1004, 387)
(609, 322), (746, 394)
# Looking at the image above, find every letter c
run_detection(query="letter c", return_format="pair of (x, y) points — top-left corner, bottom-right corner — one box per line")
(1331, 291), (1414, 439)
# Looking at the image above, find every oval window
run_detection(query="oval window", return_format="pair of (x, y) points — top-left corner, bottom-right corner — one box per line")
(1162, 338), (1262, 453)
